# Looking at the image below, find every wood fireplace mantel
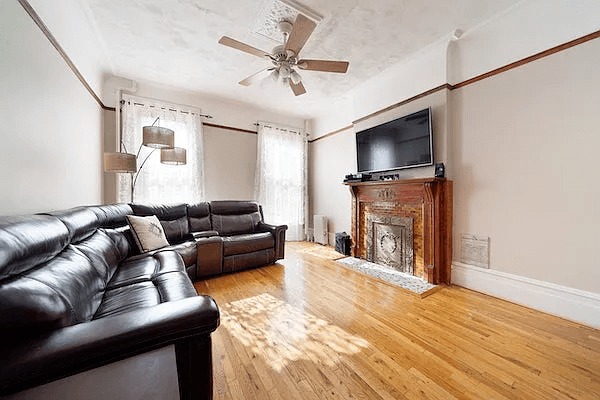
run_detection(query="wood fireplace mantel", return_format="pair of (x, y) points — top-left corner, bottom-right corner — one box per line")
(345, 178), (452, 284)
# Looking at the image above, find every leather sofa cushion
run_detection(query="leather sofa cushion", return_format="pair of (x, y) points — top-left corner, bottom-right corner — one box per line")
(223, 249), (275, 273)
(153, 271), (198, 301)
(45, 207), (99, 243)
(102, 227), (133, 263)
(210, 201), (260, 215)
(0, 226), (129, 337)
(222, 233), (274, 256)
(131, 203), (188, 221)
(107, 250), (187, 289)
(95, 269), (196, 319)
(210, 201), (262, 235)
(0, 279), (70, 338)
(107, 256), (158, 289)
(212, 214), (261, 235)
(19, 245), (106, 326)
(93, 281), (161, 319)
(131, 203), (190, 244)
(73, 229), (129, 286)
(160, 217), (190, 244)
(187, 203), (212, 232)
(167, 241), (197, 268)
(90, 204), (133, 228)
(0, 215), (69, 278)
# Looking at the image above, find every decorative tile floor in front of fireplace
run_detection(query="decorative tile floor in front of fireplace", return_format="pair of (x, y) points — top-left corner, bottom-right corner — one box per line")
(336, 257), (438, 297)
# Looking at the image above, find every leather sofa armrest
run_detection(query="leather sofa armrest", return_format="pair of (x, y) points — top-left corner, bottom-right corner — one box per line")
(257, 221), (287, 260)
(0, 296), (220, 396)
(193, 230), (219, 239)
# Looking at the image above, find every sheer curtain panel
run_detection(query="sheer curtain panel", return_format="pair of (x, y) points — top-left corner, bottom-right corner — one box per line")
(118, 94), (205, 204)
(255, 122), (307, 241)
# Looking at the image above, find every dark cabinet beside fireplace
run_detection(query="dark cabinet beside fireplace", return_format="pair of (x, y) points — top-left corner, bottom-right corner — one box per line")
(345, 178), (452, 285)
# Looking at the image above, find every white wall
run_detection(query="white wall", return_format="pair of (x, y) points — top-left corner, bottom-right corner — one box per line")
(449, 0), (600, 84)
(102, 79), (305, 203)
(0, 1), (103, 215)
(27, 0), (112, 98)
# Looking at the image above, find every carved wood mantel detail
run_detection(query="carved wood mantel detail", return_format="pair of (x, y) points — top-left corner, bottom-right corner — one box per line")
(345, 178), (453, 284)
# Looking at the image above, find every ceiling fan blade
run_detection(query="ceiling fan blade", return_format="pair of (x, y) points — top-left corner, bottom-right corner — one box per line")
(289, 80), (306, 96)
(218, 36), (271, 59)
(239, 68), (274, 86)
(297, 59), (349, 73)
(285, 14), (316, 56)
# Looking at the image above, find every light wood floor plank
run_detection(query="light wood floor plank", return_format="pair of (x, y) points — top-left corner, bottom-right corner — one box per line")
(195, 242), (600, 399)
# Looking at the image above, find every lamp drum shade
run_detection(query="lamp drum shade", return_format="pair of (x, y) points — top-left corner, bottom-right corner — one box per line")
(104, 152), (137, 173)
(160, 147), (186, 165)
(142, 126), (175, 148)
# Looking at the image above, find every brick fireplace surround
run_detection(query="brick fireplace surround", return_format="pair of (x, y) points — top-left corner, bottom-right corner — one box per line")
(345, 178), (453, 284)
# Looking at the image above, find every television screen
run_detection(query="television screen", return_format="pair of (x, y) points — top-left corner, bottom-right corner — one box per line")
(356, 107), (433, 173)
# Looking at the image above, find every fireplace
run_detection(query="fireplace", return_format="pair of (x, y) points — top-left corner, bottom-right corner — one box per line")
(366, 214), (414, 274)
(345, 178), (452, 284)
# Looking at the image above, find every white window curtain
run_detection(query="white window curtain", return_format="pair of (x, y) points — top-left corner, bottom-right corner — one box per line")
(254, 122), (307, 241)
(118, 94), (205, 204)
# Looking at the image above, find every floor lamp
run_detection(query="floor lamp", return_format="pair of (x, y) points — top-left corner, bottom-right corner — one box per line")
(104, 117), (186, 202)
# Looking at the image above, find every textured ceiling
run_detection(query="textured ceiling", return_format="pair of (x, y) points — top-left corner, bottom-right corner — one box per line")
(84, 0), (522, 118)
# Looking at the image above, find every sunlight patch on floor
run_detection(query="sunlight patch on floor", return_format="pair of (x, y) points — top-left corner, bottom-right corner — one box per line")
(220, 293), (368, 371)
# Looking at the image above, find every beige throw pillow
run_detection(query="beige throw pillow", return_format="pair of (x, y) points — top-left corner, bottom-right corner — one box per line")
(126, 215), (170, 253)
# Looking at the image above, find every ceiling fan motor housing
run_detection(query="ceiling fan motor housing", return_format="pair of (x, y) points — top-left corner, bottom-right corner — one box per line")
(272, 45), (287, 61)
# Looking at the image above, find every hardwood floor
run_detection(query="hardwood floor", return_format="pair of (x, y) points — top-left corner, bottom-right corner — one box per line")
(194, 242), (600, 400)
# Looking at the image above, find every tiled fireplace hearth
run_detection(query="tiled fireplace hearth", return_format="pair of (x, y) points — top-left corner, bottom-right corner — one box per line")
(345, 178), (453, 284)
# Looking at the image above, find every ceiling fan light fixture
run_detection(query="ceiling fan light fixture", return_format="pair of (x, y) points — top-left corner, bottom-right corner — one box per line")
(290, 69), (302, 85)
(280, 65), (291, 79)
(270, 69), (280, 82)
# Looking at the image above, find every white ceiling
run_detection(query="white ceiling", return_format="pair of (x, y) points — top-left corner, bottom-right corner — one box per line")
(84, 0), (523, 118)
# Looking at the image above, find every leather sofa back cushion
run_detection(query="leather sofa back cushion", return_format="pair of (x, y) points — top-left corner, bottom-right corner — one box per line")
(160, 217), (190, 244)
(0, 215), (69, 278)
(210, 201), (260, 215)
(131, 203), (190, 243)
(91, 204), (133, 228)
(212, 213), (262, 236)
(210, 201), (262, 236)
(0, 229), (125, 335)
(187, 203), (211, 232)
(45, 207), (100, 243)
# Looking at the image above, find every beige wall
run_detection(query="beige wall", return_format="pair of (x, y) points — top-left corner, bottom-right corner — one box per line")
(452, 38), (600, 293)
(204, 126), (258, 201)
(308, 127), (355, 241)
(0, 1), (103, 215)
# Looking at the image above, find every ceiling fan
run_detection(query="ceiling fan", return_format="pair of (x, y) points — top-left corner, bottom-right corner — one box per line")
(218, 14), (349, 96)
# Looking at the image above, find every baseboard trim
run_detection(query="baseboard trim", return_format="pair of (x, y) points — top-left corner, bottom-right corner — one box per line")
(451, 261), (600, 329)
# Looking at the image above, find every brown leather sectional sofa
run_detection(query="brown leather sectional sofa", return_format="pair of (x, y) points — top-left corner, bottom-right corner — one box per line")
(0, 200), (287, 399)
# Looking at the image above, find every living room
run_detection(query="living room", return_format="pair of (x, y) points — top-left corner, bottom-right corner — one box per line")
(1, 0), (599, 399)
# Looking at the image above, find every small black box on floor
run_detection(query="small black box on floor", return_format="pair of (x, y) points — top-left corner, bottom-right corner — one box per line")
(335, 232), (351, 256)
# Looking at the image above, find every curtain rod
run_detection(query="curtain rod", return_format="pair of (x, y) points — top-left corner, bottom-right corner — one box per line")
(120, 100), (213, 119)
(254, 121), (306, 135)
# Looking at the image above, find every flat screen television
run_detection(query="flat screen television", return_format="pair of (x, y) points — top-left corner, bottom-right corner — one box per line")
(356, 107), (433, 174)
